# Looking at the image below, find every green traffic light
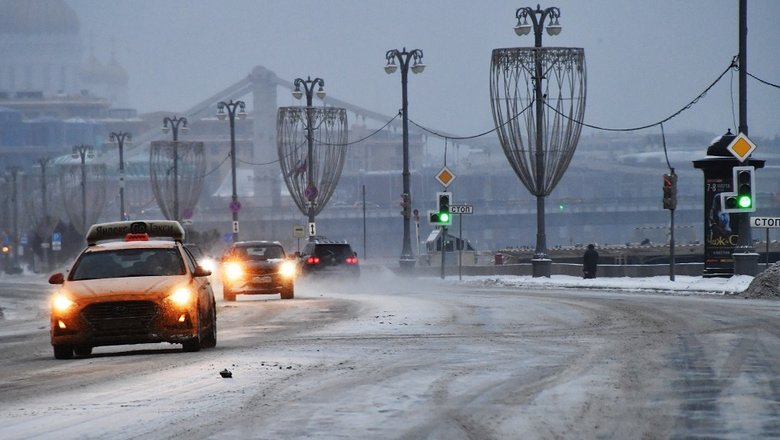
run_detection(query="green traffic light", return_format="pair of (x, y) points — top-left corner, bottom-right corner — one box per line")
(738, 195), (752, 208)
(439, 212), (450, 223)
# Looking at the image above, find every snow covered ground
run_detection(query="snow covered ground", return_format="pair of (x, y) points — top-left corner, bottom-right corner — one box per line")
(450, 274), (754, 295)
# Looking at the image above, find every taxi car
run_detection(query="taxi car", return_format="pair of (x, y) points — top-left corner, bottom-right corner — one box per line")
(48, 220), (217, 359)
(221, 241), (297, 301)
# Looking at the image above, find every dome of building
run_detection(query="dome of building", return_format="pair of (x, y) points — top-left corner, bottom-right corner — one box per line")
(80, 52), (106, 84)
(0, 0), (80, 34)
(104, 54), (129, 86)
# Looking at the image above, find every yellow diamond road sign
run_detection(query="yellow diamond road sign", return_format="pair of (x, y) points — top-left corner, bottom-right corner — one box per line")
(727, 133), (757, 162)
(436, 167), (455, 187)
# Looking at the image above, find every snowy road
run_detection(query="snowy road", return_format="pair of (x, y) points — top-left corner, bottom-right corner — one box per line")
(0, 272), (778, 439)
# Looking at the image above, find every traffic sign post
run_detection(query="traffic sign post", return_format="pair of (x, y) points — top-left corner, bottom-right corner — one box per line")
(751, 217), (780, 269)
(293, 225), (306, 252)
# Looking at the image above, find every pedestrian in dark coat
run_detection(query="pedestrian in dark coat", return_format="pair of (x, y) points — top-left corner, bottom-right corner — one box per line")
(583, 244), (599, 279)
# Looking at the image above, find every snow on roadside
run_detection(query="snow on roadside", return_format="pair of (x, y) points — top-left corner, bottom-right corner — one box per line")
(449, 274), (754, 295)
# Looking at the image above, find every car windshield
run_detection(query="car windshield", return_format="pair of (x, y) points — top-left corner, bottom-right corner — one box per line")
(236, 245), (284, 260)
(314, 244), (354, 260)
(70, 248), (185, 280)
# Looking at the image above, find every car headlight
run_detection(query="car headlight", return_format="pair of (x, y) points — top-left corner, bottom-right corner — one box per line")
(167, 287), (194, 306)
(223, 261), (245, 282)
(52, 293), (75, 313)
(279, 260), (297, 278)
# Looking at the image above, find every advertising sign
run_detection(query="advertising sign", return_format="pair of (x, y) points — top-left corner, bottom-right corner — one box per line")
(703, 176), (740, 275)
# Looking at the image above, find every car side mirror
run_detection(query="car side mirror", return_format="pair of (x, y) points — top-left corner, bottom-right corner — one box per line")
(48, 273), (65, 284)
(193, 265), (212, 277)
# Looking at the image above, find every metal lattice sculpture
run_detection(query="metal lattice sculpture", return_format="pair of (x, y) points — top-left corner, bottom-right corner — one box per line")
(149, 141), (206, 221)
(490, 47), (586, 196)
(59, 162), (107, 235)
(277, 107), (348, 220)
(22, 162), (60, 241)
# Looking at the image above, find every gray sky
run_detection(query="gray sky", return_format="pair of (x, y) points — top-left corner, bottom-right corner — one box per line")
(68, 0), (780, 141)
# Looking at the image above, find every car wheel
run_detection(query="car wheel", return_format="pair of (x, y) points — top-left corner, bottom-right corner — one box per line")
(182, 309), (203, 352)
(74, 345), (92, 357)
(53, 344), (73, 359)
(223, 288), (236, 302)
(281, 286), (294, 300)
(200, 302), (217, 349)
(182, 338), (201, 352)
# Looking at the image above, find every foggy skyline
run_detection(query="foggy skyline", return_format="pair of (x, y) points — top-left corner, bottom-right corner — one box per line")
(67, 0), (780, 144)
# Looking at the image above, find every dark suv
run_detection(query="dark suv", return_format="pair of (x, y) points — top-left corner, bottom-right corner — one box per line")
(220, 241), (298, 300)
(299, 239), (360, 277)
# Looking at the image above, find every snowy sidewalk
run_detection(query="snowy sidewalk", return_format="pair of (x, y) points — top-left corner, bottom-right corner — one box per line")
(449, 274), (754, 296)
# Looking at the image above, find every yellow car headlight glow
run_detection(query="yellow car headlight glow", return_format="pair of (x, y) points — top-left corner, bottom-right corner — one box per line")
(168, 287), (194, 306)
(223, 261), (245, 282)
(280, 260), (297, 278)
(52, 293), (75, 313)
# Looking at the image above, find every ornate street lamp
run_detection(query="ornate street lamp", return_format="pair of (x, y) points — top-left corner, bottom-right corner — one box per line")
(71, 144), (95, 234)
(161, 117), (188, 221)
(278, 78), (348, 242)
(385, 47), (425, 270)
(109, 131), (131, 220)
(293, 76), (326, 240)
(490, 5), (586, 277)
(216, 100), (247, 243)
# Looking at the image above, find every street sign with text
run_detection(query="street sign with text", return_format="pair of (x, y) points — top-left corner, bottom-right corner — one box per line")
(750, 217), (780, 228)
(449, 205), (474, 215)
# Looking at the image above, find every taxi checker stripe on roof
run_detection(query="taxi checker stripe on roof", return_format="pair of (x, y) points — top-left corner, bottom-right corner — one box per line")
(86, 220), (185, 245)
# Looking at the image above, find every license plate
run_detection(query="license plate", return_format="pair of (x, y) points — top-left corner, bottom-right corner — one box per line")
(253, 276), (272, 283)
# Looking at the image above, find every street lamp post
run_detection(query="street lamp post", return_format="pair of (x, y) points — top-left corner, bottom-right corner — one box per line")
(514, 5), (561, 275)
(292, 76), (326, 241)
(109, 131), (131, 220)
(385, 47), (425, 270)
(71, 144), (94, 234)
(216, 100), (247, 243)
(162, 117), (188, 222)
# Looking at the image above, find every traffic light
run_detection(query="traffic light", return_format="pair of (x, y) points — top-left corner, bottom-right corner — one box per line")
(437, 192), (451, 225)
(722, 166), (755, 213)
(1, 244), (8, 254)
(662, 173), (677, 210)
(399, 193), (411, 217)
(428, 192), (452, 225)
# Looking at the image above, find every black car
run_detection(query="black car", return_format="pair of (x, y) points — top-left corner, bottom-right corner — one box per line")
(220, 241), (297, 301)
(299, 239), (360, 277)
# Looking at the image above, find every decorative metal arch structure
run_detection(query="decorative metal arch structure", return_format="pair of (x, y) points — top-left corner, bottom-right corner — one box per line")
(59, 163), (107, 235)
(149, 141), (206, 221)
(21, 163), (60, 269)
(22, 164), (60, 241)
(277, 106), (348, 224)
(491, 46), (586, 276)
(490, 47), (586, 196)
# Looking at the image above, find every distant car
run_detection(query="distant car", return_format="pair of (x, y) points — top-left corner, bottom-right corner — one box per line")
(48, 220), (217, 359)
(220, 241), (297, 301)
(299, 239), (360, 277)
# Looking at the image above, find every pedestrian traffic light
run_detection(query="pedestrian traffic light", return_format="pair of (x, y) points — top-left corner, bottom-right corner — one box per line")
(722, 166), (755, 213)
(437, 192), (451, 225)
(662, 173), (677, 210)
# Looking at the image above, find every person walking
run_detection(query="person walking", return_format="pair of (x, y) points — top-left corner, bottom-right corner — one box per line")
(583, 243), (599, 279)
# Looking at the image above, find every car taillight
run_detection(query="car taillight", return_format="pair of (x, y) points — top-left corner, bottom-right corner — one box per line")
(345, 257), (358, 264)
(306, 256), (320, 264)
